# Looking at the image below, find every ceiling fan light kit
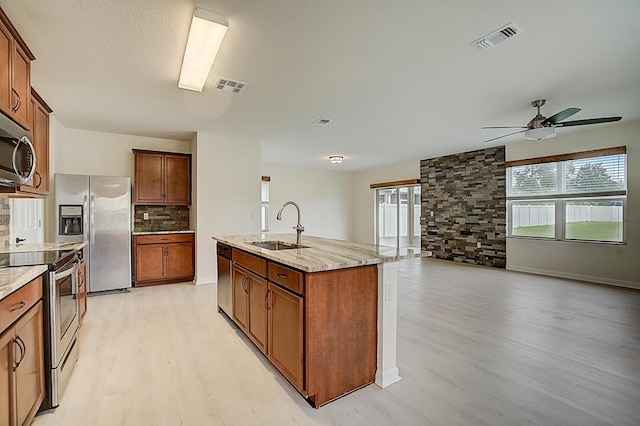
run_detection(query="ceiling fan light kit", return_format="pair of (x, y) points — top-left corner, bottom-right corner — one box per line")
(482, 99), (622, 143)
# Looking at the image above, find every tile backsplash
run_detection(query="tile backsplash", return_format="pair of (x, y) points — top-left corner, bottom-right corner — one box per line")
(0, 199), (8, 247)
(134, 205), (190, 232)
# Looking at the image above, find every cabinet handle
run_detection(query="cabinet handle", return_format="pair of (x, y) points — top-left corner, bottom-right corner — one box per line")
(265, 289), (270, 310)
(34, 171), (42, 188)
(242, 276), (248, 293)
(276, 273), (289, 280)
(8, 301), (26, 313)
(11, 88), (19, 112)
(13, 336), (26, 370)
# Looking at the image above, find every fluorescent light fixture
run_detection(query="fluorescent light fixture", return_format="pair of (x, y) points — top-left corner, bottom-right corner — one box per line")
(525, 127), (557, 141)
(178, 8), (228, 92)
(329, 155), (343, 164)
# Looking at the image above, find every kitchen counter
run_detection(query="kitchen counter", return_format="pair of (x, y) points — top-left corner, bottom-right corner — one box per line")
(132, 230), (195, 235)
(0, 241), (88, 254)
(213, 233), (422, 272)
(0, 265), (48, 301)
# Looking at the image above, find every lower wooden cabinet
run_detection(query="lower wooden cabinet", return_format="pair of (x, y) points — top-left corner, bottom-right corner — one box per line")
(133, 233), (195, 287)
(1, 276), (45, 426)
(232, 264), (267, 354)
(268, 283), (303, 391)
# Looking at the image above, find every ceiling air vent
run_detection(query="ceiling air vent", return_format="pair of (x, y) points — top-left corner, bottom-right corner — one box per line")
(215, 78), (247, 94)
(312, 118), (332, 126)
(472, 23), (522, 50)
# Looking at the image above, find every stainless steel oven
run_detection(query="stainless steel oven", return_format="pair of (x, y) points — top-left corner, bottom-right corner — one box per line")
(45, 252), (80, 409)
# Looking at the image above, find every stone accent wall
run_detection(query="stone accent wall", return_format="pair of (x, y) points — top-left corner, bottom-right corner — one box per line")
(133, 205), (190, 232)
(0, 199), (9, 247)
(420, 146), (506, 268)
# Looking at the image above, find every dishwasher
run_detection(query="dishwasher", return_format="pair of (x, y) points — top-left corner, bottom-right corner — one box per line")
(217, 242), (233, 316)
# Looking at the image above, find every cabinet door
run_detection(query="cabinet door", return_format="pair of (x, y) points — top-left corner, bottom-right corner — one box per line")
(11, 43), (31, 129)
(232, 266), (248, 332)
(0, 329), (13, 426)
(268, 284), (304, 391)
(0, 22), (11, 118)
(31, 99), (49, 193)
(247, 273), (268, 355)
(14, 302), (44, 426)
(134, 153), (164, 204)
(165, 242), (194, 281)
(164, 154), (191, 205)
(135, 244), (166, 282)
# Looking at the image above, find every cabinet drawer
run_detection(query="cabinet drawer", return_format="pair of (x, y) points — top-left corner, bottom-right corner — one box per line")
(135, 234), (194, 245)
(268, 263), (303, 295)
(0, 276), (42, 333)
(233, 249), (267, 277)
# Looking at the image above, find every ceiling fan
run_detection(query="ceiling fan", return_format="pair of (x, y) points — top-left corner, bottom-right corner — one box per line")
(482, 99), (622, 143)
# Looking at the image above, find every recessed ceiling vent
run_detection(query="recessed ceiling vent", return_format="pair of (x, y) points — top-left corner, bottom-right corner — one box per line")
(215, 77), (247, 93)
(472, 23), (522, 50)
(312, 118), (332, 126)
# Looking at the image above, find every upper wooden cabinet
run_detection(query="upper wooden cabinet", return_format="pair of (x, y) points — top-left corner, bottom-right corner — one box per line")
(133, 149), (191, 205)
(0, 8), (34, 131)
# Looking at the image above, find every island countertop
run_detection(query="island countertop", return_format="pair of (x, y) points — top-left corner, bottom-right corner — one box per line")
(213, 233), (423, 272)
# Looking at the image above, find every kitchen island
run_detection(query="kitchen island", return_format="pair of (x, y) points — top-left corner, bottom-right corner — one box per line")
(213, 233), (422, 407)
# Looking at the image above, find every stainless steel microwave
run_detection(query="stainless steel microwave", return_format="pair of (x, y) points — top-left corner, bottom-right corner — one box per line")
(0, 111), (35, 187)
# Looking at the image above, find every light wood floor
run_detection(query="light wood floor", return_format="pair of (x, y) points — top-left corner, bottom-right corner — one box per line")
(33, 258), (640, 425)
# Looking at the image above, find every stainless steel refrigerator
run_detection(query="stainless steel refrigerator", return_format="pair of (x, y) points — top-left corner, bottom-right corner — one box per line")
(55, 174), (132, 292)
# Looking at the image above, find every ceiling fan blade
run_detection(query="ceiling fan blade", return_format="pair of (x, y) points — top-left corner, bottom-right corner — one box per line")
(542, 107), (581, 126)
(555, 116), (622, 127)
(484, 129), (527, 143)
(481, 126), (527, 129)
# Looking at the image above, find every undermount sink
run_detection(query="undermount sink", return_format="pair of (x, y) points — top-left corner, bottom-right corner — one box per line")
(249, 240), (308, 250)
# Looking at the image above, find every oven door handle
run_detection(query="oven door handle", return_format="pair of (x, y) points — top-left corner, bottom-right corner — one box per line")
(55, 260), (80, 280)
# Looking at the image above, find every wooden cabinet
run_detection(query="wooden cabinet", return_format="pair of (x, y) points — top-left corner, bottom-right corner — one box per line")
(77, 258), (87, 322)
(133, 233), (195, 287)
(232, 264), (268, 354)
(227, 248), (377, 408)
(268, 283), (303, 391)
(1, 276), (45, 426)
(0, 9), (34, 131)
(133, 150), (191, 205)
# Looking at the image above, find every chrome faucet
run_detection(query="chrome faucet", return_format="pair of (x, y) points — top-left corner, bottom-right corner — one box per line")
(276, 201), (304, 244)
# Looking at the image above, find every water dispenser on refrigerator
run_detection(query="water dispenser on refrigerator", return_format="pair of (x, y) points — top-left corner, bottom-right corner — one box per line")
(58, 205), (83, 235)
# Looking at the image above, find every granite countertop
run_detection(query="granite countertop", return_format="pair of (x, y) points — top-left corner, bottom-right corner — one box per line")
(132, 230), (195, 235)
(0, 241), (88, 254)
(213, 233), (423, 273)
(0, 265), (48, 301)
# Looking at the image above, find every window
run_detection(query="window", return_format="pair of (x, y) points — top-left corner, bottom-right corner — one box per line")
(261, 177), (270, 232)
(374, 184), (421, 249)
(506, 147), (626, 243)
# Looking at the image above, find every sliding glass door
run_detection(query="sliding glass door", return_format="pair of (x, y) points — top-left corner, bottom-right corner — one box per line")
(375, 185), (420, 249)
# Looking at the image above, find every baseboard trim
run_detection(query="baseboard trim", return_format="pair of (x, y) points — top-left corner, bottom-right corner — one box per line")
(195, 276), (216, 285)
(506, 265), (640, 290)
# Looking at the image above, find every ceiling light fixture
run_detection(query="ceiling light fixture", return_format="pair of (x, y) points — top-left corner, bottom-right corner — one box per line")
(524, 127), (557, 141)
(178, 8), (228, 92)
(329, 155), (343, 164)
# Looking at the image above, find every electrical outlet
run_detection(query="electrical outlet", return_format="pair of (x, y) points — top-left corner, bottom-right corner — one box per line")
(143, 212), (149, 220)
(425, 250), (433, 257)
(477, 241), (482, 248)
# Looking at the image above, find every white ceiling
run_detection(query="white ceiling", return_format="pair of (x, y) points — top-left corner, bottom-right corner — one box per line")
(3, 0), (640, 171)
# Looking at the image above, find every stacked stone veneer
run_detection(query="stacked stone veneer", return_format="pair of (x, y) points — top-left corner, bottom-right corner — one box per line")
(420, 146), (506, 268)
(133, 205), (190, 232)
(0, 199), (9, 247)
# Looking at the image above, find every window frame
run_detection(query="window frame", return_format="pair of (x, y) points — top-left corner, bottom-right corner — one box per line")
(506, 147), (627, 244)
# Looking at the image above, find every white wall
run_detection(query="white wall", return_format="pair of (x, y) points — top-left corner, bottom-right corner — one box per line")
(350, 160), (420, 243)
(192, 132), (262, 284)
(55, 128), (190, 177)
(261, 164), (353, 240)
(506, 119), (640, 288)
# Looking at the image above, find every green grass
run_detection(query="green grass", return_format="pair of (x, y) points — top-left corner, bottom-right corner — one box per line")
(513, 221), (622, 241)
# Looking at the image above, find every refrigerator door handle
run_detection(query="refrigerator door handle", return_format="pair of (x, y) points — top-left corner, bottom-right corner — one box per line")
(90, 195), (95, 244)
